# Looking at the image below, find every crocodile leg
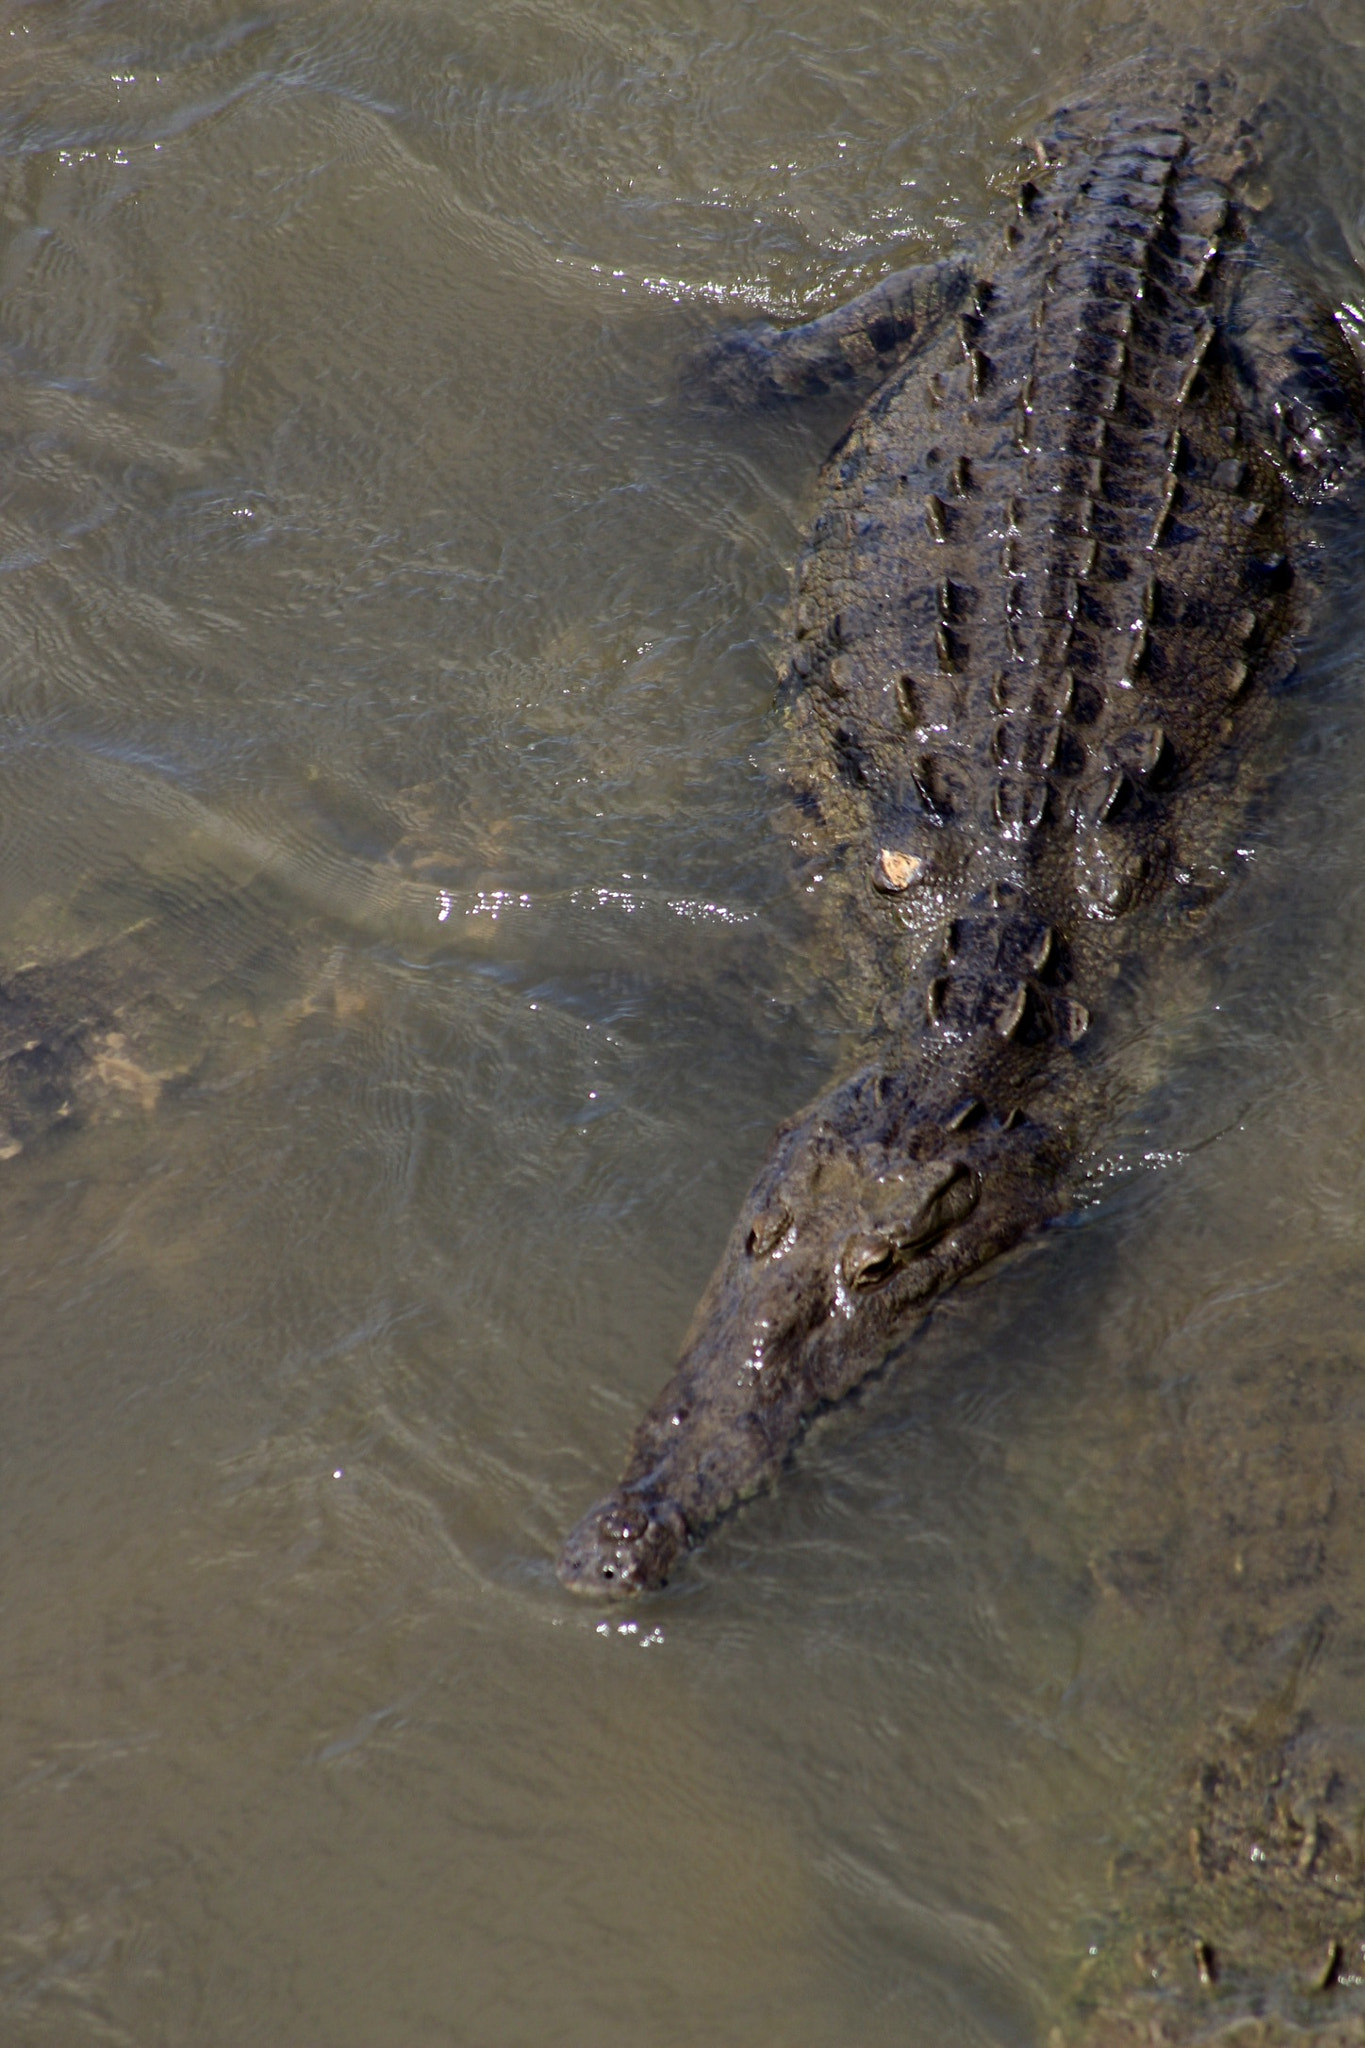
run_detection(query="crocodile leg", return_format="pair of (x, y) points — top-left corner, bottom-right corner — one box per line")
(1223, 253), (1365, 489)
(696, 255), (973, 405)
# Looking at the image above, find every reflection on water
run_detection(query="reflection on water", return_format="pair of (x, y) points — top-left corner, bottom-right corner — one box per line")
(3, 1), (1365, 2042)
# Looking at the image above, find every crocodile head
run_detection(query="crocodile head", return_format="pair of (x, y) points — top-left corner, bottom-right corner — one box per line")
(556, 1069), (1042, 1598)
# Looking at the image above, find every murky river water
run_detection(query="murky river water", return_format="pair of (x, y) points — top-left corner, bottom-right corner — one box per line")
(5, 1), (1365, 2042)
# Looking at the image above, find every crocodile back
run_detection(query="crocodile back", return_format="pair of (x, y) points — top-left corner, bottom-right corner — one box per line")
(781, 73), (1299, 1101)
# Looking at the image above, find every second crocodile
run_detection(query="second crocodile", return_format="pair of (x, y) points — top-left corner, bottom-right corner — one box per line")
(558, 61), (1365, 1597)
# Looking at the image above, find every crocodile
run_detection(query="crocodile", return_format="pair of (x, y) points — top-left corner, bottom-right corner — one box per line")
(1077, 1706), (1365, 2047)
(1055, 1270), (1365, 2046)
(557, 60), (1365, 1598)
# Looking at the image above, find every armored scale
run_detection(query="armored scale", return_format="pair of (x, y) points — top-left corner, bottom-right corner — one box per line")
(558, 64), (1365, 1598)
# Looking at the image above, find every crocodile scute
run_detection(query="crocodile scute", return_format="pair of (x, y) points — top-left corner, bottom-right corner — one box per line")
(557, 64), (1365, 1600)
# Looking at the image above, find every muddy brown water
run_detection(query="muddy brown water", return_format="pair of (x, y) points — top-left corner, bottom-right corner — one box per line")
(4, 2), (1365, 2043)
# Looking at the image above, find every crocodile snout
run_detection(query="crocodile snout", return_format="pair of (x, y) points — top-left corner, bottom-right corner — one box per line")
(556, 1490), (687, 1598)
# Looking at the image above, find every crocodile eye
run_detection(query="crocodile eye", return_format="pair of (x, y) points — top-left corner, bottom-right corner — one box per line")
(843, 1232), (897, 1289)
(747, 1204), (792, 1257)
(892, 1162), (980, 1256)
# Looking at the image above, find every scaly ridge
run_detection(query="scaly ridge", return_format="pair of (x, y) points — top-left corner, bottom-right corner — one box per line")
(556, 67), (1365, 1601)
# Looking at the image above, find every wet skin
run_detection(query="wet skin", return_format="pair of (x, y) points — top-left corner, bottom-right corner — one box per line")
(558, 1032), (1069, 1595)
(557, 63), (1365, 1597)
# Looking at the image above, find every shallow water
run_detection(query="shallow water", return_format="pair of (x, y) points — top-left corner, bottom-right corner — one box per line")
(4, 2), (1365, 2042)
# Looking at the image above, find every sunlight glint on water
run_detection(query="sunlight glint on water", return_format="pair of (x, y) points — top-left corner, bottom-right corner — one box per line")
(2, 3), (1365, 2043)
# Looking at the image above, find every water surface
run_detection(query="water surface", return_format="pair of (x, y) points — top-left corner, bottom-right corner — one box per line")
(4, 2), (1365, 2042)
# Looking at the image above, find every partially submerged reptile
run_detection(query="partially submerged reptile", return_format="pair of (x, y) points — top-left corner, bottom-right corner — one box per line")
(0, 934), (195, 1159)
(1059, 1276), (1365, 2044)
(558, 61), (1365, 1596)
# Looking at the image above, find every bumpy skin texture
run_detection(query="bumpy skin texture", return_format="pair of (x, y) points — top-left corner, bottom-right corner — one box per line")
(1065, 1301), (1365, 2043)
(0, 947), (187, 1158)
(0, 914), (293, 1158)
(0, 961), (114, 1155)
(1078, 1711), (1365, 2047)
(557, 67), (1365, 1598)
